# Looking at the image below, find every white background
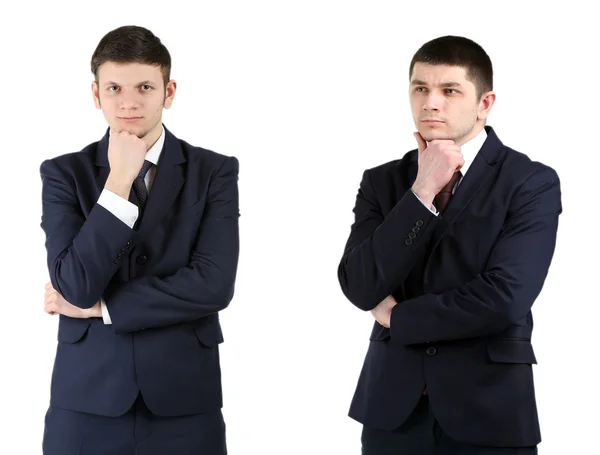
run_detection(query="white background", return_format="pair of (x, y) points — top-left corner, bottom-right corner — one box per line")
(0, 1), (596, 454)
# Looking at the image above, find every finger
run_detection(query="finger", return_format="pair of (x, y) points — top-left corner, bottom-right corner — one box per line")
(110, 129), (125, 137)
(373, 316), (388, 328)
(413, 132), (427, 153)
(45, 289), (58, 301)
(48, 303), (59, 315)
(430, 139), (456, 145)
(45, 282), (52, 290)
(452, 154), (465, 171)
(44, 303), (56, 314)
(370, 310), (385, 324)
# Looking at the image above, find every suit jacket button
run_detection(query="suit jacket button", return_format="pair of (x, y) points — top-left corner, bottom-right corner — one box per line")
(416, 220), (424, 227)
(136, 255), (147, 265)
(408, 232), (416, 239)
(426, 346), (437, 356)
(404, 238), (413, 245)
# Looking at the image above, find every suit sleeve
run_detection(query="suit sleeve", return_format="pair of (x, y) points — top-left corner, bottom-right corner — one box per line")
(103, 156), (240, 334)
(390, 166), (562, 344)
(337, 169), (441, 311)
(40, 159), (140, 309)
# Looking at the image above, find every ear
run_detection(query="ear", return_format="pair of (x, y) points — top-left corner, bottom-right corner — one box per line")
(163, 80), (177, 109)
(478, 91), (496, 121)
(92, 81), (102, 109)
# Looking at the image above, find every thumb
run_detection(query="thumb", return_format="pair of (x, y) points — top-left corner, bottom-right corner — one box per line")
(413, 132), (427, 153)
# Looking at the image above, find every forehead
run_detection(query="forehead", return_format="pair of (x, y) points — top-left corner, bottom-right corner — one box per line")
(96, 61), (162, 84)
(410, 63), (471, 86)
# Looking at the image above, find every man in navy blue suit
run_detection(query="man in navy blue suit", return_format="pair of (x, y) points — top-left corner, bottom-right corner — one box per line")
(40, 25), (239, 454)
(338, 36), (561, 454)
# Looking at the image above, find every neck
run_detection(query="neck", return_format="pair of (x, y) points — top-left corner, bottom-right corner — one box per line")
(142, 122), (163, 151)
(456, 123), (485, 147)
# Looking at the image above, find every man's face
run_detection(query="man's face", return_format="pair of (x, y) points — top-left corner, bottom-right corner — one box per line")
(92, 61), (176, 142)
(409, 62), (493, 145)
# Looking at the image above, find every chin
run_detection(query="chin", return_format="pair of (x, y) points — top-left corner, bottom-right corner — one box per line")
(114, 125), (145, 138)
(420, 131), (450, 142)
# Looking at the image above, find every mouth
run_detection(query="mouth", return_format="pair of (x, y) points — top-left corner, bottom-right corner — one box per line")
(421, 119), (445, 125)
(118, 116), (143, 122)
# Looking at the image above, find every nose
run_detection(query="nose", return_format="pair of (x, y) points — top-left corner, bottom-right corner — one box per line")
(118, 92), (141, 110)
(423, 92), (443, 112)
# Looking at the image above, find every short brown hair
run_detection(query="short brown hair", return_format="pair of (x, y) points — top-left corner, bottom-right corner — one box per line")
(91, 25), (171, 85)
(409, 35), (493, 99)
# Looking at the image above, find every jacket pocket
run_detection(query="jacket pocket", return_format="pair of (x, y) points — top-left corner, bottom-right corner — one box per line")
(486, 338), (537, 364)
(57, 317), (92, 343)
(193, 321), (224, 347)
(369, 323), (391, 341)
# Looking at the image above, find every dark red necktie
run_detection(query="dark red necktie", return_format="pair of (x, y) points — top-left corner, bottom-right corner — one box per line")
(434, 171), (462, 214)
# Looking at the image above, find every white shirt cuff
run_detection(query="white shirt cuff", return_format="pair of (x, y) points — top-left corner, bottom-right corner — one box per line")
(97, 189), (138, 229)
(411, 190), (439, 216)
(101, 298), (112, 325)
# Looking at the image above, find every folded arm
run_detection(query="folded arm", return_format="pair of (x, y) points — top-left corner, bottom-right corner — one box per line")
(40, 159), (139, 309)
(390, 166), (562, 344)
(338, 169), (441, 311)
(104, 156), (240, 334)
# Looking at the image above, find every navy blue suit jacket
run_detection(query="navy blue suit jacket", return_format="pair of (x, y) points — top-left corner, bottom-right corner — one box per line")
(40, 125), (239, 417)
(338, 126), (561, 447)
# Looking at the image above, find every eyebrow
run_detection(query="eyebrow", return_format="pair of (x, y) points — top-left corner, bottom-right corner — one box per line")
(103, 80), (157, 87)
(411, 79), (463, 88)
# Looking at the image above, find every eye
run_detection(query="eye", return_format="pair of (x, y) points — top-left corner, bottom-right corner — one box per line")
(415, 87), (427, 92)
(141, 85), (153, 91)
(108, 86), (118, 92)
(445, 88), (458, 94)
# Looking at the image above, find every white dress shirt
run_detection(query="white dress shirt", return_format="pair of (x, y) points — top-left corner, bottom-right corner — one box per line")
(96, 126), (166, 324)
(413, 128), (487, 215)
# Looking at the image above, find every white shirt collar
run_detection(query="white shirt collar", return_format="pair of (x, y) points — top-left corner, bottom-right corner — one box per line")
(458, 127), (487, 177)
(145, 125), (165, 166)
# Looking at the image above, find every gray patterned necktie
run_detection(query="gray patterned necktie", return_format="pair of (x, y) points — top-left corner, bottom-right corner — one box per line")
(132, 160), (153, 211)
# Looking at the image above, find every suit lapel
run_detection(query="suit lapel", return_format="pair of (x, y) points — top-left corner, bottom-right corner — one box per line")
(396, 150), (419, 203)
(94, 128), (111, 200)
(136, 127), (186, 235)
(423, 126), (504, 269)
(407, 153), (419, 189)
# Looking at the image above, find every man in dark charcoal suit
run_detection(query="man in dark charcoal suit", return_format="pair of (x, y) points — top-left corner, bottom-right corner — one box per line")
(338, 35), (561, 454)
(40, 25), (239, 454)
